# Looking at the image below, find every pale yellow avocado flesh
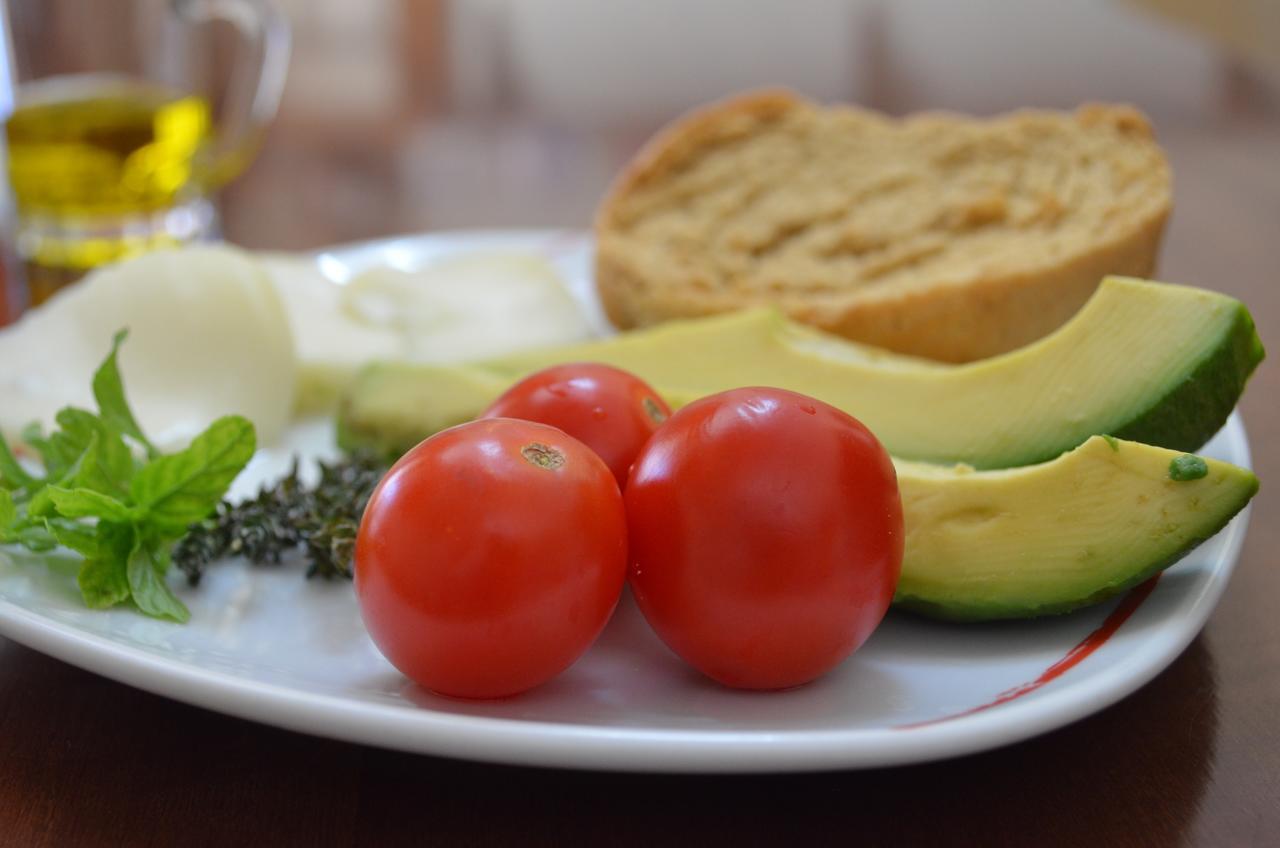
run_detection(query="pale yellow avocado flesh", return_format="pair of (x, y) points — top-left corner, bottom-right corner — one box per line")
(894, 436), (1258, 620)
(338, 276), (1262, 469)
(334, 275), (1262, 621)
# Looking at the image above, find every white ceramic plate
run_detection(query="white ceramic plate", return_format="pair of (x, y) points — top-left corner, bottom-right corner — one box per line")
(0, 230), (1254, 773)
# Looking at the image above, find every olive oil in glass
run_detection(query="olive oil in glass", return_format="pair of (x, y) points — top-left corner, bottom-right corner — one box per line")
(4, 74), (217, 303)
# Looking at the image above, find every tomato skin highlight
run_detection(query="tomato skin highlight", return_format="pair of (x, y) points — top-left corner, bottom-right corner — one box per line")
(625, 387), (904, 690)
(482, 362), (672, 487)
(355, 418), (627, 699)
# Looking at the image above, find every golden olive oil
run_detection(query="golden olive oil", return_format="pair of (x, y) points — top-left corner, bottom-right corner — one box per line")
(4, 74), (217, 302)
(6, 74), (213, 215)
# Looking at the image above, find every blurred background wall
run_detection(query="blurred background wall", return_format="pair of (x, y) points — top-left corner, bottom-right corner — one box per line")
(220, 0), (1278, 257)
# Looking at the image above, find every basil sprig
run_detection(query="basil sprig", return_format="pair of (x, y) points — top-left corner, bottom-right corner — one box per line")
(0, 331), (256, 622)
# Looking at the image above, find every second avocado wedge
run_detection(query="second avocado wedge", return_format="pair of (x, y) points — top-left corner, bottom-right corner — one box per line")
(338, 277), (1262, 468)
(895, 436), (1258, 621)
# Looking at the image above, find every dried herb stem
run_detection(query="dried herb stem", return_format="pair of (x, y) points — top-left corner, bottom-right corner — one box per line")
(172, 452), (386, 585)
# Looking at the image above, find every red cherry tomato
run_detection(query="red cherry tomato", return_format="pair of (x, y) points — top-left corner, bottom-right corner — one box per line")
(625, 387), (903, 690)
(482, 363), (672, 487)
(355, 418), (627, 699)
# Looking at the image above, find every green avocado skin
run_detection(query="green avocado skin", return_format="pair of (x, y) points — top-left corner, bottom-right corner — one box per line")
(334, 303), (1264, 624)
(1109, 304), (1265, 458)
(893, 471), (1259, 622)
(338, 298), (1265, 469)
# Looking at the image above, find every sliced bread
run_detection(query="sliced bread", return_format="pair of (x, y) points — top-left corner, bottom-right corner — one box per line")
(594, 90), (1171, 362)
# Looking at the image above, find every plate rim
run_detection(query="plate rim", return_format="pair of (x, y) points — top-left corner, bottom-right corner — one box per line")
(0, 229), (1255, 772)
(0, 499), (1250, 772)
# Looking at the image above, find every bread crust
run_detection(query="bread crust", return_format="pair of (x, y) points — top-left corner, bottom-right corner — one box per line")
(594, 90), (1172, 362)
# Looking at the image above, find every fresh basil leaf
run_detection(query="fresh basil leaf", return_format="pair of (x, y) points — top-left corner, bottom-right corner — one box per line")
(57, 431), (107, 494)
(151, 544), (173, 576)
(0, 493), (39, 549)
(45, 486), (133, 522)
(92, 329), (157, 459)
(61, 432), (133, 500)
(130, 415), (255, 536)
(31, 425), (123, 513)
(4, 522), (59, 552)
(127, 541), (189, 623)
(45, 407), (98, 473)
(0, 431), (38, 491)
(20, 422), (62, 479)
(79, 558), (131, 608)
(26, 486), (54, 518)
(18, 411), (136, 515)
(77, 522), (133, 609)
(45, 518), (101, 558)
(50, 408), (134, 495)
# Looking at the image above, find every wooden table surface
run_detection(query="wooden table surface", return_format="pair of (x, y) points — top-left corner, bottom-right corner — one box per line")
(3, 2), (1279, 845)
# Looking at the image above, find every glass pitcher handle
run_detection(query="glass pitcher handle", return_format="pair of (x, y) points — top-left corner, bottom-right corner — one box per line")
(172, 0), (291, 187)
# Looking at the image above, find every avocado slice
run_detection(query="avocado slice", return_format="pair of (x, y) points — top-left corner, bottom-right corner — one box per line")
(337, 364), (506, 459)
(338, 277), (1262, 468)
(895, 436), (1258, 621)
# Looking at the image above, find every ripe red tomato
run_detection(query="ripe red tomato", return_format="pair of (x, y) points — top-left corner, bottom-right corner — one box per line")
(481, 363), (672, 487)
(355, 418), (627, 699)
(625, 387), (903, 690)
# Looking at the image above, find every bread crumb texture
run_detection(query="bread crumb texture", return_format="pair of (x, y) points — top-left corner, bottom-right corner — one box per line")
(595, 91), (1171, 362)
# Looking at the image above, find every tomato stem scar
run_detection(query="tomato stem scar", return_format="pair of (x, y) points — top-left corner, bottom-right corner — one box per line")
(521, 443), (565, 469)
(642, 397), (668, 424)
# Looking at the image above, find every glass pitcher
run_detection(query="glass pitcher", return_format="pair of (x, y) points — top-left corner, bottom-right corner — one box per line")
(0, 0), (289, 307)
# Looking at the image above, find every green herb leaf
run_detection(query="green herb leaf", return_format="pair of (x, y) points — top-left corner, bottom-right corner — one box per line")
(0, 331), (259, 625)
(45, 486), (133, 522)
(77, 522), (133, 609)
(22, 428), (134, 519)
(92, 329), (157, 459)
(57, 431), (109, 493)
(44, 407), (99, 475)
(79, 558), (131, 608)
(26, 486), (55, 518)
(51, 408), (134, 495)
(0, 431), (39, 491)
(60, 432), (133, 500)
(45, 518), (101, 558)
(130, 415), (256, 536)
(21, 422), (67, 480)
(127, 541), (189, 622)
(4, 522), (59, 552)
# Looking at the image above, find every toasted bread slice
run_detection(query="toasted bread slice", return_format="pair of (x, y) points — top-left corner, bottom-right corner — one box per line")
(595, 90), (1171, 362)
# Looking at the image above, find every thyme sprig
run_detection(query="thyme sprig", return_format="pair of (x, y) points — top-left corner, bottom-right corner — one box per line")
(173, 452), (386, 585)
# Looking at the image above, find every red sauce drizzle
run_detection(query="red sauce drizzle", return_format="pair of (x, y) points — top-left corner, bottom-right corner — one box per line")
(898, 576), (1160, 729)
